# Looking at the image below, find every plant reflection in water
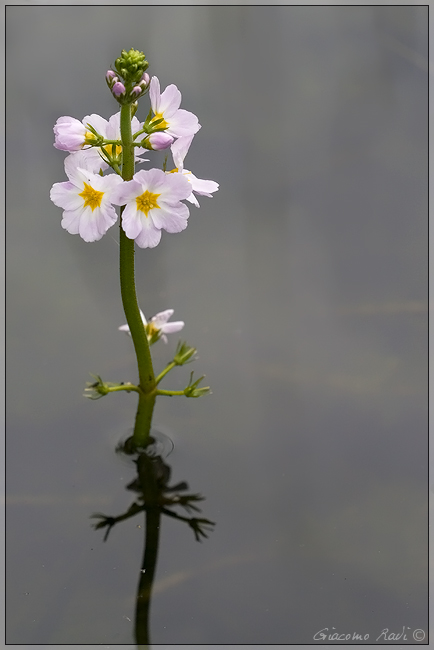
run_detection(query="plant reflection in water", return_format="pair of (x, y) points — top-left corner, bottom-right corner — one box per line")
(92, 429), (215, 645)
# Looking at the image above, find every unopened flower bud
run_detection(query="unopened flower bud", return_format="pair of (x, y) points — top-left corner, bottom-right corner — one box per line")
(106, 70), (117, 84)
(112, 81), (126, 97)
(131, 85), (142, 97)
(114, 48), (149, 85)
(145, 132), (174, 151)
(140, 72), (150, 86)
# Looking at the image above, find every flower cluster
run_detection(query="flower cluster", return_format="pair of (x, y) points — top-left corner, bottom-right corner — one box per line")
(105, 48), (150, 105)
(50, 70), (218, 248)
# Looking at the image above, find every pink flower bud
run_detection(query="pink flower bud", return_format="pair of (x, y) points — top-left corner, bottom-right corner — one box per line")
(147, 132), (174, 151)
(140, 72), (150, 86)
(106, 70), (117, 82)
(112, 81), (126, 97)
(131, 85), (142, 97)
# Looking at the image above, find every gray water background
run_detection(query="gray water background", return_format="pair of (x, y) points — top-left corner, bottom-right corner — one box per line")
(6, 5), (428, 645)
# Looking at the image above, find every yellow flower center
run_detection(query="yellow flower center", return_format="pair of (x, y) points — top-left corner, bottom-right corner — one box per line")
(103, 143), (123, 158)
(146, 322), (160, 338)
(83, 131), (99, 146)
(136, 190), (161, 217)
(150, 112), (169, 130)
(78, 182), (105, 212)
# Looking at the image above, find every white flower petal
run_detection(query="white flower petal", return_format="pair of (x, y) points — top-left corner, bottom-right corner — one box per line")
(189, 175), (219, 196)
(151, 203), (189, 233)
(135, 168), (167, 193)
(161, 172), (192, 201)
(135, 223), (162, 249)
(83, 113), (109, 136)
(94, 173), (124, 194)
(161, 321), (184, 334)
(66, 149), (107, 176)
(97, 203), (118, 231)
(166, 110), (200, 138)
(158, 84), (182, 117)
(171, 135), (194, 171)
(149, 77), (161, 113)
(121, 203), (144, 240)
(111, 179), (142, 205)
(50, 181), (78, 209)
(61, 207), (83, 235)
(78, 208), (104, 242)
(151, 309), (174, 326)
(185, 192), (200, 207)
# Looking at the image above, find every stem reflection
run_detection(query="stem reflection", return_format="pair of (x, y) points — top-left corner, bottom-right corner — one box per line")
(92, 426), (215, 645)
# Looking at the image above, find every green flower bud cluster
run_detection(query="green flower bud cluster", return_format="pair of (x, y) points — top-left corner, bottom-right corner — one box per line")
(114, 48), (149, 85)
(107, 48), (150, 106)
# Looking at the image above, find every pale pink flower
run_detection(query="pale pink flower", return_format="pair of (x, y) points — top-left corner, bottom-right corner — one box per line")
(111, 168), (191, 248)
(53, 112), (147, 172)
(149, 76), (200, 138)
(50, 151), (123, 242)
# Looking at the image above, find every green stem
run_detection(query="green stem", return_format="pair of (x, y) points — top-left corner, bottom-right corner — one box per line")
(132, 127), (147, 139)
(119, 103), (156, 445)
(155, 361), (176, 385)
(104, 384), (141, 394)
(156, 388), (186, 397)
(133, 392), (157, 441)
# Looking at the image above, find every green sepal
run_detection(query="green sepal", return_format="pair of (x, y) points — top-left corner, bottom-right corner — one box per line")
(145, 325), (162, 346)
(184, 371), (211, 398)
(142, 114), (166, 135)
(84, 374), (109, 399)
(83, 123), (104, 147)
(173, 341), (197, 366)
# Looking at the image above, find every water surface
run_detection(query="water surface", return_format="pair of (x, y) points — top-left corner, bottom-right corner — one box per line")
(6, 5), (428, 645)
